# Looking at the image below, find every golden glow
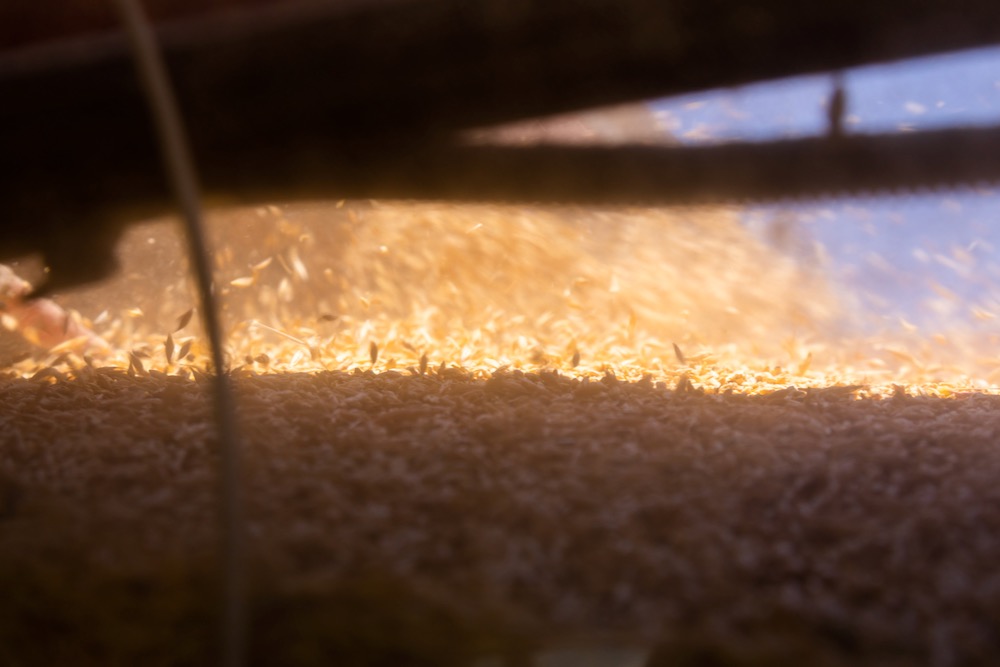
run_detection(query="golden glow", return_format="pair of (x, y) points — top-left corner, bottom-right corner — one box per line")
(4, 201), (999, 397)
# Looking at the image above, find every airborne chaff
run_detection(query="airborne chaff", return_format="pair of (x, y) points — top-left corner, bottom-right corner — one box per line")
(175, 309), (194, 332)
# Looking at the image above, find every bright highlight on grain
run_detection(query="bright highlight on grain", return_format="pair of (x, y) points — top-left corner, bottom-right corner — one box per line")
(4, 201), (1000, 395)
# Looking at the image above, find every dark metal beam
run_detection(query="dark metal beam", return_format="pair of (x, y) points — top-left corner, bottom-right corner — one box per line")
(166, 125), (1000, 206)
(4, 0), (1000, 289)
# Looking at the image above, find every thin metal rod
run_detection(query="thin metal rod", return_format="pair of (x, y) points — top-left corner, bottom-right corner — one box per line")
(111, 1), (246, 665)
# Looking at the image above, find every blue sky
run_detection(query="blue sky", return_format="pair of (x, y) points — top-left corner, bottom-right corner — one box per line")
(652, 47), (1000, 332)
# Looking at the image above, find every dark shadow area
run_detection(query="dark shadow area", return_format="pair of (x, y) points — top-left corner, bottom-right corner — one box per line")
(2, 370), (999, 665)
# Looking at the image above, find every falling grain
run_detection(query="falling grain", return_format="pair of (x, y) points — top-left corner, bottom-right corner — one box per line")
(250, 320), (311, 348)
(796, 351), (813, 376)
(47, 336), (96, 356)
(673, 343), (686, 364)
(287, 247), (309, 282)
(128, 351), (148, 377)
(885, 348), (921, 368)
(177, 339), (193, 361)
(49, 352), (72, 368)
(806, 385), (864, 400)
(370, 341), (379, 367)
(419, 352), (428, 375)
(175, 309), (194, 332)
(29, 366), (65, 383)
(165, 334), (175, 365)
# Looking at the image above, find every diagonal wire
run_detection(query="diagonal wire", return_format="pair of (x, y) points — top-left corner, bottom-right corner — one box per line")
(111, 1), (246, 665)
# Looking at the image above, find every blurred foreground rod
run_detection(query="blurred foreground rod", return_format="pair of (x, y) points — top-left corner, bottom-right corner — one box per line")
(111, 1), (246, 666)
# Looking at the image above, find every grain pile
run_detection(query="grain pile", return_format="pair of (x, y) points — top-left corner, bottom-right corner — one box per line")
(3, 203), (1000, 666)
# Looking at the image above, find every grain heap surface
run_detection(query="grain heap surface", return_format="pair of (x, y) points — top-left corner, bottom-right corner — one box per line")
(4, 203), (1000, 665)
(4, 368), (1000, 666)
